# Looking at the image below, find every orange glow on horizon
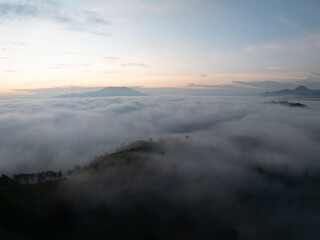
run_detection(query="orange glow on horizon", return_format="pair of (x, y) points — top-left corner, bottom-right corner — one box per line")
(0, 72), (308, 95)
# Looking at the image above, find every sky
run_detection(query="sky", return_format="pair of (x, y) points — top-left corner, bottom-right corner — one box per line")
(0, 0), (320, 95)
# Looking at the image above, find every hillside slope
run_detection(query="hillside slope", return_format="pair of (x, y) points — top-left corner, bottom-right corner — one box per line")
(2, 138), (320, 239)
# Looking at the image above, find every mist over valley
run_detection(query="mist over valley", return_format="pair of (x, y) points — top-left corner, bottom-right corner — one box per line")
(1, 95), (320, 239)
(1, 0), (320, 238)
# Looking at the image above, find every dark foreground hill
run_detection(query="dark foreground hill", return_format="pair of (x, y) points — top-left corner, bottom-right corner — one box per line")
(55, 87), (148, 98)
(1, 138), (320, 239)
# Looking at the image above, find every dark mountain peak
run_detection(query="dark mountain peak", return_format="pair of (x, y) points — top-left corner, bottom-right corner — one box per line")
(56, 87), (148, 98)
(263, 85), (320, 97)
(101, 87), (129, 90)
(294, 86), (310, 92)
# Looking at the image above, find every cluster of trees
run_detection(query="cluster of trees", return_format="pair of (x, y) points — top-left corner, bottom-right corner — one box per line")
(87, 152), (109, 168)
(0, 174), (14, 185)
(2, 171), (63, 184)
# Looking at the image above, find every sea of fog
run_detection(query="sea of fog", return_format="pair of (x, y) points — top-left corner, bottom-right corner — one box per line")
(2, 95), (320, 238)
(0, 95), (319, 175)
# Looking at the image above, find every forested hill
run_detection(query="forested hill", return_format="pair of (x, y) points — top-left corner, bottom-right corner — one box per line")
(2, 138), (320, 239)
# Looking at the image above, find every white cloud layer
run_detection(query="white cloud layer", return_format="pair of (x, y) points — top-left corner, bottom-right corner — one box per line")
(0, 95), (319, 175)
(1, 95), (320, 238)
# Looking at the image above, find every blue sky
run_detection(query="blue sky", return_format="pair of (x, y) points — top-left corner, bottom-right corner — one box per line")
(0, 0), (320, 94)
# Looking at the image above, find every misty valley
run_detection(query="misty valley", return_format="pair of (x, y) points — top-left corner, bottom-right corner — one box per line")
(0, 95), (320, 239)
(1, 0), (320, 238)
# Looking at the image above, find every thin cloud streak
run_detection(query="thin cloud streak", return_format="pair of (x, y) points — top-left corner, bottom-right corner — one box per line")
(121, 63), (149, 68)
(244, 33), (320, 52)
(0, 1), (111, 35)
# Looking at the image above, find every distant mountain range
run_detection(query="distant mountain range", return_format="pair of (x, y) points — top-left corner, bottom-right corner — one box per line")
(263, 86), (320, 97)
(55, 87), (148, 98)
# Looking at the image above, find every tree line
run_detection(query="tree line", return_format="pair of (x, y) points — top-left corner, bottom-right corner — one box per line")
(0, 170), (63, 185)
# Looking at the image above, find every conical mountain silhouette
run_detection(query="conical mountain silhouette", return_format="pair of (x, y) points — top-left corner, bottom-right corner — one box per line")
(56, 87), (148, 98)
(264, 85), (320, 97)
